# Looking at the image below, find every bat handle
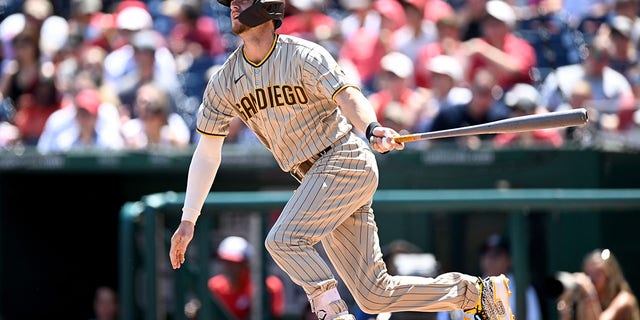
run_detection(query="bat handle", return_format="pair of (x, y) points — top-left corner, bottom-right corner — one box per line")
(393, 134), (420, 143)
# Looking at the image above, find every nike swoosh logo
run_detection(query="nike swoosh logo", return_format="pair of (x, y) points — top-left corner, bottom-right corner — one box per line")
(234, 74), (245, 84)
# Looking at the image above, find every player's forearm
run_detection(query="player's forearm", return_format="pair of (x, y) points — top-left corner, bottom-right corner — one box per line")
(334, 86), (379, 134)
(181, 135), (224, 224)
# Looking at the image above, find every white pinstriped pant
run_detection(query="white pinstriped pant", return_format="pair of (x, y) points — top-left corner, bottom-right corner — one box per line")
(265, 132), (479, 314)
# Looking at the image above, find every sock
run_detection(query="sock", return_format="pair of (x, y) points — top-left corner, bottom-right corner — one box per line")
(309, 288), (349, 320)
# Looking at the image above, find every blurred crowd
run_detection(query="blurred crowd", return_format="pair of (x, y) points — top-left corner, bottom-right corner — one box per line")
(1, 0), (640, 153)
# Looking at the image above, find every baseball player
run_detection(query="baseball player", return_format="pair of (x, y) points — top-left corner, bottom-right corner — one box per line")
(169, 1), (515, 320)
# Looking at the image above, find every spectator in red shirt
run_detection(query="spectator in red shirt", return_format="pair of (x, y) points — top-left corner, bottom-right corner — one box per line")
(208, 236), (286, 320)
(420, 0), (455, 23)
(338, 25), (386, 93)
(464, 0), (537, 90)
(0, 14), (61, 145)
(166, 0), (226, 61)
(279, 0), (337, 43)
(368, 51), (424, 133)
(414, 13), (467, 89)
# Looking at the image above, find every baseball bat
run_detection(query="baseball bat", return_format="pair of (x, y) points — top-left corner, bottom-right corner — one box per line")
(394, 108), (589, 143)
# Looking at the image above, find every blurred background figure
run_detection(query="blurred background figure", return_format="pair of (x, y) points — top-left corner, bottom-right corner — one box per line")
(208, 236), (285, 320)
(601, 15), (637, 83)
(115, 29), (180, 119)
(103, 5), (178, 96)
(368, 51), (423, 135)
(339, 0), (380, 40)
(66, 0), (108, 51)
(539, 37), (637, 132)
(89, 286), (119, 320)
(0, 12), (61, 146)
(38, 14), (70, 64)
(415, 54), (471, 134)
(555, 249), (640, 320)
(463, 0), (537, 91)
(354, 239), (440, 320)
(37, 88), (123, 153)
(337, 0), (387, 93)
(611, 0), (640, 51)
(120, 83), (190, 150)
(389, 0), (437, 61)
(478, 234), (542, 320)
(561, 80), (604, 147)
(494, 83), (564, 148)
(456, 0), (489, 41)
(164, 0), (226, 67)
(429, 68), (510, 149)
(414, 14), (466, 89)
(279, 0), (337, 44)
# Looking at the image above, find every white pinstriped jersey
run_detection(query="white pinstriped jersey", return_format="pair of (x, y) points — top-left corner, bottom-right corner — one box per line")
(197, 34), (356, 171)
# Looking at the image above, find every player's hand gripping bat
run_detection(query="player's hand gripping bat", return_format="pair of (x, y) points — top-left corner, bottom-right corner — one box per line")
(394, 108), (589, 143)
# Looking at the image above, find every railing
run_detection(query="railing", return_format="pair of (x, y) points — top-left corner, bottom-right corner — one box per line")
(119, 189), (640, 320)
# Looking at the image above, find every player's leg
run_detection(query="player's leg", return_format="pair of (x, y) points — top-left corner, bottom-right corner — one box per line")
(319, 136), (482, 315)
(264, 133), (377, 319)
(322, 202), (480, 314)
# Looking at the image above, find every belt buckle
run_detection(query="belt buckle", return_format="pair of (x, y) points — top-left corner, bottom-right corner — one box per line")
(290, 166), (303, 183)
(290, 159), (313, 183)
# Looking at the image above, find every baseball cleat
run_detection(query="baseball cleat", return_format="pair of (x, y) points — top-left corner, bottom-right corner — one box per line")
(464, 274), (515, 320)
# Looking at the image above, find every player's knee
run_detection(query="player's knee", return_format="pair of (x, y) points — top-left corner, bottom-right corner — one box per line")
(353, 297), (387, 315)
(264, 229), (279, 256)
(264, 228), (291, 257)
(349, 275), (394, 314)
(265, 228), (314, 258)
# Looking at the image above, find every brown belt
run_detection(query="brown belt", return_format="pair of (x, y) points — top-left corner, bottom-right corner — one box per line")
(289, 145), (332, 183)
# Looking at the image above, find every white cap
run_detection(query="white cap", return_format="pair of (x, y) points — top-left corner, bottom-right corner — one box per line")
(116, 6), (153, 31)
(290, 0), (325, 10)
(40, 15), (69, 58)
(609, 15), (633, 38)
(0, 13), (26, 42)
(485, 0), (516, 28)
(427, 55), (463, 82)
(217, 236), (254, 263)
(504, 83), (540, 111)
(380, 51), (414, 78)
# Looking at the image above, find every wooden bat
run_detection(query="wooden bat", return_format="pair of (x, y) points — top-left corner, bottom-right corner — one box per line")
(394, 108), (589, 143)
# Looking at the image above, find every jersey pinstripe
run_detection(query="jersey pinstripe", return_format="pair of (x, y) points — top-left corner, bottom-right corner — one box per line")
(197, 34), (355, 171)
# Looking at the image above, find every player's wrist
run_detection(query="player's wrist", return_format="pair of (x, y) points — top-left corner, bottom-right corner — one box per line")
(181, 207), (200, 225)
(365, 121), (381, 141)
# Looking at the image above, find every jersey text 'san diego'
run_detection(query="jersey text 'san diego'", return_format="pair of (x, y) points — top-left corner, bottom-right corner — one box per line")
(197, 34), (358, 171)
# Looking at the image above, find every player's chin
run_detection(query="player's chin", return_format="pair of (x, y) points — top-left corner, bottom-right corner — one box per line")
(231, 23), (249, 35)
